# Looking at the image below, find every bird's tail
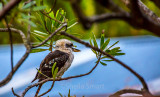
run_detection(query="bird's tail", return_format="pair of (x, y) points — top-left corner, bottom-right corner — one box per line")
(34, 84), (42, 97)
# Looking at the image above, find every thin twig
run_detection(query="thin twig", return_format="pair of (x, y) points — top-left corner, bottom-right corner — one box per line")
(12, 88), (20, 97)
(0, 49), (31, 87)
(109, 89), (143, 97)
(0, 0), (22, 20)
(40, 11), (62, 24)
(45, 0), (57, 14)
(21, 56), (101, 96)
(38, 81), (55, 97)
(32, 23), (67, 48)
(60, 31), (149, 92)
(4, 17), (14, 75)
(0, 28), (28, 48)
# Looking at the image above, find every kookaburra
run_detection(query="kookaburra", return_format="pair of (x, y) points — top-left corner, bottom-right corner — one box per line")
(32, 39), (80, 82)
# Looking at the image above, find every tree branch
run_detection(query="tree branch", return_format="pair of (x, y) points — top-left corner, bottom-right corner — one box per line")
(0, 0), (22, 20)
(0, 49), (31, 87)
(60, 31), (149, 92)
(19, 55), (101, 97)
(4, 17), (14, 75)
(95, 0), (126, 13)
(0, 28), (28, 48)
(31, 23), (67, 48)
(38, 81), (55, 97)
(109, 89), (143, 97)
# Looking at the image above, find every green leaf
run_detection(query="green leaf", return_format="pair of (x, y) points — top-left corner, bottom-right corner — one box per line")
(92, 32), (98, 47)
(36, 68), (49, 78)
(89, 38), (97, 55)
(59, 93), (63, 97)
(22, 1), (36, 9)
(31, 48), (48, 53)
(111, 47), (121, 52)
(102, 60), (113, 62)
(68, 89), (71, 97)
(100, 61), (107, 66)
(108, 40), (119, 49)
(46, 17), (52, 33)
(101, 56), (108, 59)
(28, 21), (37, 27)
(33, 30), (48, 36)
(33, 6), (46, 11)
(111, 53), (125, 56)
(53, 67), (58, 79)
(55, 9), (62, 27)
(100, 33), (104, 47)
(105, 49), (110, 53)
(101, 38), (110, 50)
(52, 62), (57, 78)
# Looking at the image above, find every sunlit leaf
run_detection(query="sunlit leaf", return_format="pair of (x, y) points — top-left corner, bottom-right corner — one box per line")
(53, 67), (58, 79)
(36, 68), (49, 78)
(101, 38), (110, 50)
(92, 32), (98, 47)
(52, 62), (57, 78)
(89, 38), (97, 55)
(33, 6), (46, 11)
(31, 48), (48, 53)
(100, 33), (104, 47)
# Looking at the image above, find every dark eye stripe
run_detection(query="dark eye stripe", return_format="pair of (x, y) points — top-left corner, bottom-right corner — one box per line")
(65, 43), (73, 48)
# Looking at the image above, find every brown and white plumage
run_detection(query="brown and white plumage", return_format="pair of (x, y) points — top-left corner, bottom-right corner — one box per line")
(32, 39), (80, 82)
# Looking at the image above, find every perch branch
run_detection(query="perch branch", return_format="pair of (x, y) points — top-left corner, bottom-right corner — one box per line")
(60, 31), (149, 92)
(109, 89), (143, 97)
(20, 55), (101, 97)
(38, 81), (55, 97)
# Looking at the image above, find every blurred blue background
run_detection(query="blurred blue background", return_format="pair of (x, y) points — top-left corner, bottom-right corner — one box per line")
(0, 35), (160, 97)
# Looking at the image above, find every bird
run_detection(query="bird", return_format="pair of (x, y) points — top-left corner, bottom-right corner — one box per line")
(32, 39), (80, 96)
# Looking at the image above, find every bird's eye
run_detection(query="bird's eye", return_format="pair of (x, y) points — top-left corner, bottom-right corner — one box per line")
(65, 43), (73, 48)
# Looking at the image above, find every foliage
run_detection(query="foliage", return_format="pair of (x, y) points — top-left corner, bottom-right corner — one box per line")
(89, 31), (125, 66)
(0, 0), (156, 44)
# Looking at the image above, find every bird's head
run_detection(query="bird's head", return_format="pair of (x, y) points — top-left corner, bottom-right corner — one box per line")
(55, 39), (80, 53)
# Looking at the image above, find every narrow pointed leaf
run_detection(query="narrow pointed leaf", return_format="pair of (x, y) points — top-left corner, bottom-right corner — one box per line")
(52, 62), (57, 78)
(101, 38), (110, 50)
(53, 67), (58, 79)
(22, 1), (35, 9)
(100, 61), (107, 66)
(33, 6), (46, 11)
(108, 40), (119, 49)
(100, 33), (104, 47)
(89, 38), (97, 55)
(102, 60), (113, 62)
(31, 48), (48, 53)
(59, 93), (63, 97)
(92, 32), (98, 47)
(68, 89), (71, 97)
(36, 68), (49, 78)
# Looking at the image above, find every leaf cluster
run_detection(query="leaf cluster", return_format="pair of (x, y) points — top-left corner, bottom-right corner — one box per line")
(89, 31), (125, 66)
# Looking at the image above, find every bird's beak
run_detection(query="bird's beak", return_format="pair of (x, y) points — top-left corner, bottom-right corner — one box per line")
(72, 48), (80, 52)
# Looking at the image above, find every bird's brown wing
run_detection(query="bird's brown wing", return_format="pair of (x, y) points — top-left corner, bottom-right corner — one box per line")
(32, 50), (69, 82)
